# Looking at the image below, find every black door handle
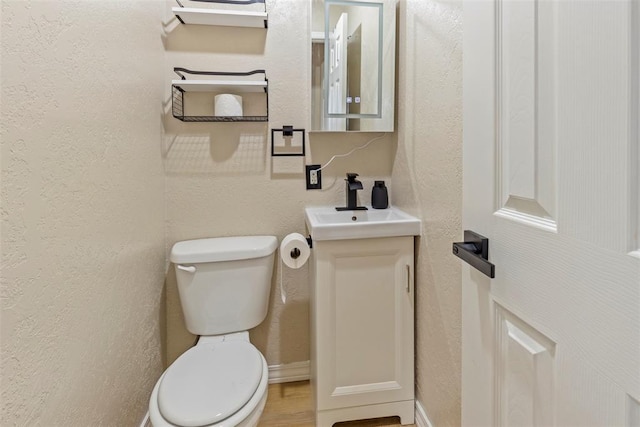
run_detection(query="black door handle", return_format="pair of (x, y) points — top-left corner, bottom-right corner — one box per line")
(452, 230), (495, 278)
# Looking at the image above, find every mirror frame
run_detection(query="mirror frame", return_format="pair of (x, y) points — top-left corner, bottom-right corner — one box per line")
(310, 0), (396, 132)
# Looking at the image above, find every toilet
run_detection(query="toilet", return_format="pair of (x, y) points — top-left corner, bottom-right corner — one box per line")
(149, 235), (278, 427)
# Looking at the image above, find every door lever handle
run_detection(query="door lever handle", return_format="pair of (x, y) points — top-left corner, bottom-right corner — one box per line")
(452, 230), (495, 278)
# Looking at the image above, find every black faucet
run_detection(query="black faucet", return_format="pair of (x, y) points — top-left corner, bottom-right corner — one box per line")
(336, 173), (368, 211)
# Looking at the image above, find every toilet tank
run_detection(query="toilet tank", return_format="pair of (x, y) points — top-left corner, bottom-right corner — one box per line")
(170, 236), (278, 336)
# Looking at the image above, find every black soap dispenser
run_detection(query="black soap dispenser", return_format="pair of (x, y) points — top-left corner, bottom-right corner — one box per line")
(371, 181), (389, 209)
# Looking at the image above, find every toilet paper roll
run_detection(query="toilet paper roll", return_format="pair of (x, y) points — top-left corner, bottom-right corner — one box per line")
(214, 94), (243, 117)
(280, 233), (310, 269)
(279, 233), (310, 304)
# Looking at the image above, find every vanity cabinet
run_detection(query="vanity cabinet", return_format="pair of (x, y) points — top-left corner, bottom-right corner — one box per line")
(310, 236), (415, 426)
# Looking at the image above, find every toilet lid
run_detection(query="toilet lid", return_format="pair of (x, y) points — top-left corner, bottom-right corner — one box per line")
(158, 341), (263, 427)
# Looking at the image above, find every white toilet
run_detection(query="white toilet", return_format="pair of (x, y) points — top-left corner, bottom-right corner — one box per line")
(149, 235), (278, 427)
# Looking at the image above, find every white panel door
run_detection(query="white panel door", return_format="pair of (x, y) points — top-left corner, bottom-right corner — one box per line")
(462, 1), (640, 426)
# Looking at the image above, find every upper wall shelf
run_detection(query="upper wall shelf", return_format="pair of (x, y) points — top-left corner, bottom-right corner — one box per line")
(173, 0), (268, 28)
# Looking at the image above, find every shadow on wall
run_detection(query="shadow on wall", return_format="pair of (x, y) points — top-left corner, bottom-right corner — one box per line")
(276, 299), (308, 363)
(163, 130), (268, 176)
(251, 257), (310, 366)
(160, 273), (168, 369)
(163, 266), (197, 367)
(161, 106), (268, 176)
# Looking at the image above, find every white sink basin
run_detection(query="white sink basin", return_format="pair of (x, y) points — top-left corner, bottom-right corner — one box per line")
(305, 206), (421, 241)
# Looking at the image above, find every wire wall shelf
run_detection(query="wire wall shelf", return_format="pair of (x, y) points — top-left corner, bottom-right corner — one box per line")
(171, 68), (269, 123)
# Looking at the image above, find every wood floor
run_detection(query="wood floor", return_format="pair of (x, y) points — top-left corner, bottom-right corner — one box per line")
(258, 381), (415, 427)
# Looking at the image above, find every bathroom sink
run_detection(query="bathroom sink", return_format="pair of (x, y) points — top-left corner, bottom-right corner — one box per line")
(305, 206), (421, 241)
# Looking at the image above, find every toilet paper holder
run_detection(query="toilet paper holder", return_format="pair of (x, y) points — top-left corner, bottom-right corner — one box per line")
(290, 236), (313, 259)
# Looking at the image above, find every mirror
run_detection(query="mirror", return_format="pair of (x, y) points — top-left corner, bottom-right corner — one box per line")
(311, 0), (395, 132)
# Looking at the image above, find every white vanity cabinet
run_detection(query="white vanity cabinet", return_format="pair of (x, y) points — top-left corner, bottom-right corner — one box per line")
(310, 236), (415, 426)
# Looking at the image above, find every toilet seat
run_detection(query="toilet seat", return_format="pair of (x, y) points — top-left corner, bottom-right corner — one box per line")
(157, 341), (263, 427)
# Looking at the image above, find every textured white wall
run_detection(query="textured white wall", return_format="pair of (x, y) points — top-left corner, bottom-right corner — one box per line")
(1, 1), (166, 425)
(163, 8), (463, 427)
(1, 0), (463, 424)
(163, 0), (397, 366)
(394, 1), (463, 425)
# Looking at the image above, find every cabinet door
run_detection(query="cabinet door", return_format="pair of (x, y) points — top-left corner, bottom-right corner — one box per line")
(314, 236), (414, 411)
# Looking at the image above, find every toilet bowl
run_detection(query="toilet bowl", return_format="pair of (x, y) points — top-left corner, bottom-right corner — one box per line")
(149, 236), (278, 427)
(149, 334), (268, 427)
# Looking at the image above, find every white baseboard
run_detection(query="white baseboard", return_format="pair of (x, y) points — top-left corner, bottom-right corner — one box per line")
(139, 411), (151, 427)
(268, 360), (310, 384)
(415, 400), (434, 427)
